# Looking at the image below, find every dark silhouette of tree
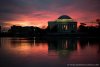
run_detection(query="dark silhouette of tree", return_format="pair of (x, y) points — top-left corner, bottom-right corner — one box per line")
(78, 19), (100, 36)
(78, 23), (87, 33)
(45, 25), (58, 33)
(45, 26), (50, 33)
(96, 19), (100, 34)
(96, 19), (100, 27)
(51, 25), (58, 32)
(7, 25), (48, 37)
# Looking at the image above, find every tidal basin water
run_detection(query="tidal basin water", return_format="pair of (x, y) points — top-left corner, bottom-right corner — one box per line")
(0, 37), (100, 67)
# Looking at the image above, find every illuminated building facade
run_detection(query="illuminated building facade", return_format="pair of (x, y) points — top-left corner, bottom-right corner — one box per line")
(48, 15), (77, 33)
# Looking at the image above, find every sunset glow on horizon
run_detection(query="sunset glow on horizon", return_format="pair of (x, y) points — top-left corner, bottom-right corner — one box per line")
(0, 0), (100, 29)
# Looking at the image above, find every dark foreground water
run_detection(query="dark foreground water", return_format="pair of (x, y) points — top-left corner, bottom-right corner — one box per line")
(0, 37), (100, 67)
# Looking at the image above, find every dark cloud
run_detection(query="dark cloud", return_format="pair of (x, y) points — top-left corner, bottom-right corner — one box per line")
(72, 0), (100, 12)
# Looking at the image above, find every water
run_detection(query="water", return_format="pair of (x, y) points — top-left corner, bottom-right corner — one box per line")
(0, 37), (100, 67)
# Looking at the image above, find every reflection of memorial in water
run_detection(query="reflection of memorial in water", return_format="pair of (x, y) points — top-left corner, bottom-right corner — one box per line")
(48, 38), (77, 57)
(0, 37), (100, 65)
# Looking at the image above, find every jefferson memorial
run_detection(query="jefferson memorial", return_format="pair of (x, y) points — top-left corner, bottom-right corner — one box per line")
(48, 15), (77, 33)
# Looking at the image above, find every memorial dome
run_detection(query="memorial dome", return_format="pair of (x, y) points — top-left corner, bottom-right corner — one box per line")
(56, 15), (74, 22)
(58, 15), (72, 19)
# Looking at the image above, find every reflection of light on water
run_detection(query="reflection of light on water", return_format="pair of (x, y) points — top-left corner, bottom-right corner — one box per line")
(77, 41), (81, 52)
(34, 37), (35, 46)
(65, 41), (68, 48)
(16, 44), (31, 51)
(0, 37), (100, 64)
(7, 43), (32, 57)
(0, 38), (48, 58)
(88, 42), (90, 46)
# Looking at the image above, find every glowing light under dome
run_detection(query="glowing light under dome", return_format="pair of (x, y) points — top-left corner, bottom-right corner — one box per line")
(56, 19), (74, 22)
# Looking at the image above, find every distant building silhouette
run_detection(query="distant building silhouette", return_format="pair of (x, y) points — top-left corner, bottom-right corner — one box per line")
(48, 15), (77, 33)
(8, 25), (45, 36)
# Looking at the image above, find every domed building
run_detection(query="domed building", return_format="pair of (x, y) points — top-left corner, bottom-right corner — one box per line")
(48, 15), (77, 33)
